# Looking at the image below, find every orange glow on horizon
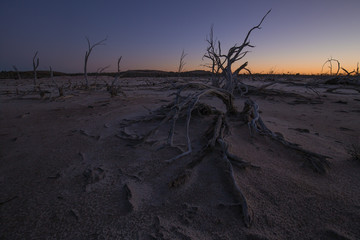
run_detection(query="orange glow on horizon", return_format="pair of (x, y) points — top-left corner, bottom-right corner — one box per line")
(145, 63), (350, 75)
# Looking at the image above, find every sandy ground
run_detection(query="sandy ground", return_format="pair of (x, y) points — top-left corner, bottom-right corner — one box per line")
(0, 76), (359, 239)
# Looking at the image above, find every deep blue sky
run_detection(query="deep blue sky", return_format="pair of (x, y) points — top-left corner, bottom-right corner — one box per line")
(1, 0), (360, 74)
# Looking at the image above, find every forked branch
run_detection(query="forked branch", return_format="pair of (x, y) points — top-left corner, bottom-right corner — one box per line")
(117, 56), (122, 73)
(341, 67), (355, 76)
(84, 36), (107, 88)
(321, 57), (340, 75)
(12, 65), (21, 80)
(203, 10), (271, 94)
(108, 56), (126, 97)
(178, 49), (187, 73)
(242, 99), (330, 174)
(33, 51), (39, 88)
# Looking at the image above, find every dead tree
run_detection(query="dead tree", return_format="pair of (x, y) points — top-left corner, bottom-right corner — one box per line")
(203, 11), (271, 95)
(50, 66), (53, 79)
(117, 56), (122, 73)
(84, 36), (107, 88)
(12, 65), (21, 80)
(341, 67), (355, 76)
(341, 62), (359, 76)
(94, 65), (110, 87)
(118, 83), (329, 228)
(202, 25), (221, 87)
(117, 9), (329, 228)
(50, 66), (67, 97)
(178, 49), (187, 73)
(322, 57), (340, 75)
(33, 51), (39, 88)
(108, 56), (125, 97)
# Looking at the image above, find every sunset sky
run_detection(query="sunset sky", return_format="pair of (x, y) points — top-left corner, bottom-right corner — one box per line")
(1, 0), (360, 74)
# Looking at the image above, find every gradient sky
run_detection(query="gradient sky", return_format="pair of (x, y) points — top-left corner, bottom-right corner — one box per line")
(1, 0), (360, 74)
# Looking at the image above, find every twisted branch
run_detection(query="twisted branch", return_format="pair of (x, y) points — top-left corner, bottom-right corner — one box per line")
(84, 36), (107, 88)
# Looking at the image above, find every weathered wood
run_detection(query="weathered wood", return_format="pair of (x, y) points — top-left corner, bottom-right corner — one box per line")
(32, 51), (39, 88)
(218, 138), (252, 228)
(84, 37), (107, 88)
(242, 98), (330, 174)
(203, 10), (271, 95)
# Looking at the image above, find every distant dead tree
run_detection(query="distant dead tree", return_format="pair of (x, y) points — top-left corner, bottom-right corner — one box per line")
(341, 62), (359, 76)
(117, 56), (122, 73)
(98, 65), (110, 74)
(50, 66), (69, 97)
(50, 66), (60, 96)
(84, 36), (107, 88)
(178, 49), (187, 73)
(49, 66), (53, 79)
(341, 67), (355, 76)
(107, 56), (126, 97)
(321, 57), (340, 75)
(94, 65), (110, 84)
(268, 66), (277, 75)
(33, 51), (39, 87)
(12, 65), (21, 80)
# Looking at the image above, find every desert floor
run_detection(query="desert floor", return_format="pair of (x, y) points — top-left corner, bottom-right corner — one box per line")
(1, 75), (359, 239)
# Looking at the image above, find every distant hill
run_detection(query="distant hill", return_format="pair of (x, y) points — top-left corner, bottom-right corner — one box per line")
(0, 69), (213, 79)
(0, 70), (69, 79)
(117, 70), (213, 78)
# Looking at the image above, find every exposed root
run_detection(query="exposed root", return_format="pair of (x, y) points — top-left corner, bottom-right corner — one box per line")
(118, 84), (234, 147)
(218, 138), (259, 170)
(218, 141), (253, 228)
(247, 85), (324, 105)
(242, 98), (330, 174)
(119, 81), (332, 228)
(166, 110), (255, 227)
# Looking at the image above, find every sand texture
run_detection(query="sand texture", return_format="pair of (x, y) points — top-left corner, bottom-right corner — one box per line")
(1, 75), (360, 239)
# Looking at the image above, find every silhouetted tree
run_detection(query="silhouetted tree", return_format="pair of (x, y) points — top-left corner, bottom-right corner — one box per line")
(33, 51), (39, 88)
(178, 49), (187, 73)
(202, 25), (221, 87)
(203, 10), (271, 95)
(12, 65), (21, 80)
(108, 56), (125, 97)
(84, 36), (107, 88)
(322, 57), (340, 75)
(117, 56), (122, 73)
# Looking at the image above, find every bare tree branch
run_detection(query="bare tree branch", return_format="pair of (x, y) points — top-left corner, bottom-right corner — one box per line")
(341, 67), (355, 76)
(178, 49), (187, 73)
(33, 51), (39, 88)
(84, 36), (107, 88)
(117, 56), (122, 73)
(12, 65), (21, 80)
(108, 56), (126, 97)
(321, 57), (340, 75)
(203, 25), (223, 87)
(203, 10), (271, 94)
(96, 65), (110, 74)
(49, 66), (53, 79)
